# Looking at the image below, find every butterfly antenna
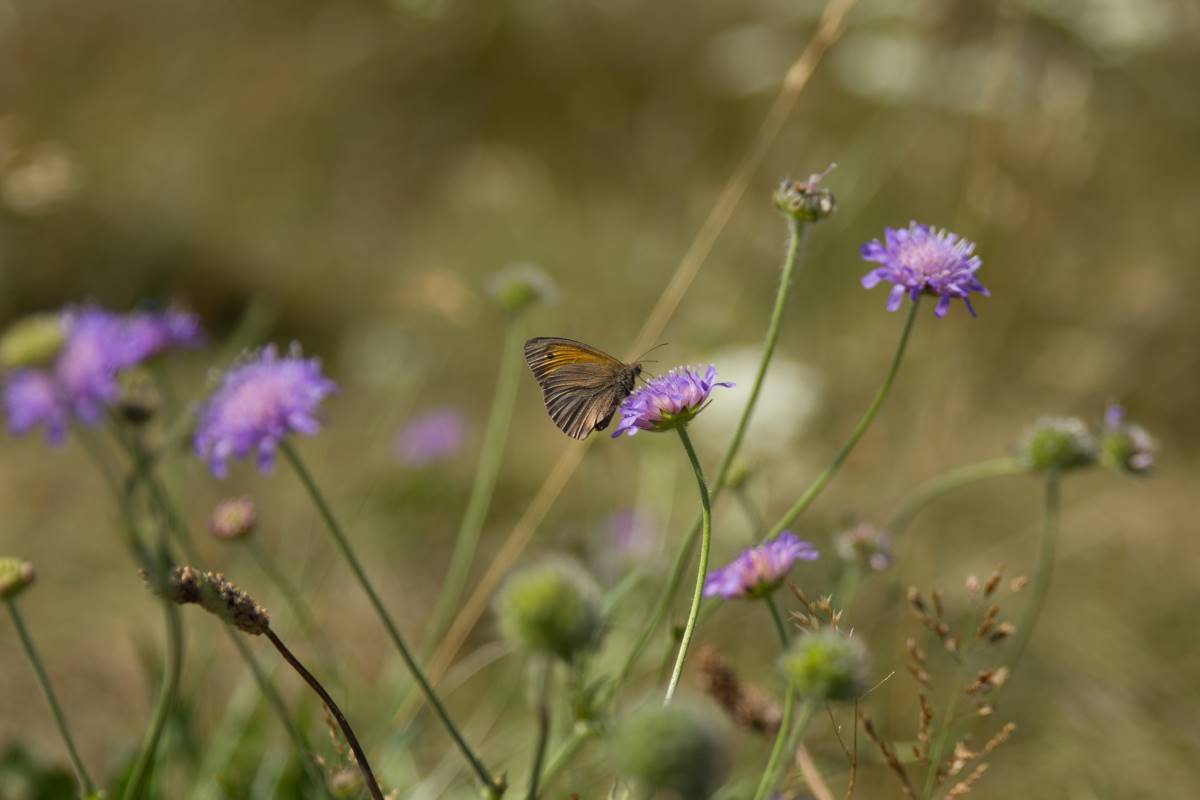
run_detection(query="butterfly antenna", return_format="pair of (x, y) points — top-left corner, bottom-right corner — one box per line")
(636, 341), (669, 363)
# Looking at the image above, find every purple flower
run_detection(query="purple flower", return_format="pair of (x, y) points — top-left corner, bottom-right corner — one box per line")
(1101, 404), (1156, 475)
(194, 344), (338, 477)
(702, 531), (819, 600)
(54, 308), (126, 423)
(860, 222), (988, 318)
(833, 523), (893, 572)
(393, 408), (469, 467)
(612, 365), (733, 437)
(120, 309), (205, 364)
(3, 369), (70, 444)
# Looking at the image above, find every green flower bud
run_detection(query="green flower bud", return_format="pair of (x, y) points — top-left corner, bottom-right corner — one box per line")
(486, 263), (558, 315)
(116, 368), (161, 426)
(773, 166), (837, 223)
(0, 557), (36, 600)
(613, 700), (730, 800)
(496, 558), (602, 661)
(0, 313), (65, 369)
(1100, 404), (1155, 476)
(1019, 417), (1097, 473)
(780, 628), (869, 703)
(723, 459), (755, 490)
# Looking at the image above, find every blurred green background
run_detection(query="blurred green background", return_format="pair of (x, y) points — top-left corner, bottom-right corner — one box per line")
(2, 0), (1199, 797)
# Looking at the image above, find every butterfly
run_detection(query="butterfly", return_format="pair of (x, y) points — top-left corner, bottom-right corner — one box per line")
(524, 337), (642, 440)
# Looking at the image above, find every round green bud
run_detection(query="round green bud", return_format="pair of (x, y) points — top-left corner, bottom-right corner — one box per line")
(780, 628), (869, 703)
(496, 558), (602, 661)
(1100, 405), (1155, 475)
(613, 700), (729, 800)
(485, 263), (559, 315)
(773, 167), (837, 223)
(116, 368), (161, 426)
(0, 557), (36, 600)
(0, 313), (65, 369)
(1019, 417), (1097, 473)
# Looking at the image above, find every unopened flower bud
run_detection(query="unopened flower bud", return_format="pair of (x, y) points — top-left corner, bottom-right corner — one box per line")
(210, 496), (258, 541)
(833, 523), (893, 572)
(773, 166), (837, 223)
(1018, 417), (1097, 473)
(1100, 404), (1155, 475)
(486, 263), (558, 315)
(116, 368), (161, 425)
(496, 558), (602, 661)
(780, 628), (869, 702)
(0, 314), (65, 369)
(0, 557), (36, 600)
(613, 700), (730, 800)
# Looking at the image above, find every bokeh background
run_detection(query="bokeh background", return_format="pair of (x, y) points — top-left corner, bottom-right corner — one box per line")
(2, 0), (1199, 796)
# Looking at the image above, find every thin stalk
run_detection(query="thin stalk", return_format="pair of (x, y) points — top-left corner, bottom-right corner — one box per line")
(526, 659), (553, 800)
(755, 699), (814, 800)
(1006, 472), (1060, 673)
(921, 654), (968, 798)
(280, 441), (502, 796)
(664, 426), (712, 704)
(766, 594), (790, 647)
(425, 316), (525, 651)
(753, 594), (794, 800)
(886, 457), (1026, 535)
(265, 629), (385, 800)
(6, 601), (98, 797)
(537, 725), (595, 794)
(245, 538), (328, 653)
(764, 297), (920, 540)
(122, 601), (183, 800)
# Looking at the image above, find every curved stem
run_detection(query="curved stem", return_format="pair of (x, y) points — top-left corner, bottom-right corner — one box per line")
(526, 658), (553, 800)
(425, 316), (525, 651)
(1006, 472), (1060, 673)
(265, 629), (385, 800)
(664, 426), (712, 704)
(537, 725), (594, 794)
(6, 601), (98, 797)
(887, 457), (1026, 536)
(615, 219), (810, 697)
(764, 297), (920, 540)
(123, 601), (183, 800)
(280, 441), (503, 796)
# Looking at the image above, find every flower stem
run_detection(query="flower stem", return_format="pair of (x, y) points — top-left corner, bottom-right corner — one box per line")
(664, 425), (712, 704)
(525, 658), (553, 800)
(265, 629), (385, 800)
(886, 456), (1026, 536)
(1006, 471), (1060, 673)
(615, 218), (810, 697)
(245, 537), (337, 672)
(755, 698), (814, 800)
(280, 441), (503, 796)
(537, 724), (595, 794)
(122, 600), (183, 800)
(425, 315), (525, 652)
(763, 296), (920, 540)
(5, 600), (98, 798)
(766, 593), (790, 647)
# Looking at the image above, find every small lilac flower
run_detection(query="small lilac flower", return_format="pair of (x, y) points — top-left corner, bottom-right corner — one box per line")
(120, 309), (205, 364)
(393, 408), (469, 467)
(3, 369), (70, 444)
(612, 365), (733, 437)
(210, 495), (258, 540)
(54, 307), (126, 423)
(702, 531), (819, 600)
(194, 344), (338, 477)
(1100, 404), (1156, 475)
(833, 523), (893, 572)
(860, 222), (988, 318)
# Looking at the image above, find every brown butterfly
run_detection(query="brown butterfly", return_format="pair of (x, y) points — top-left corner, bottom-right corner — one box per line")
(524, 337), (642, 440)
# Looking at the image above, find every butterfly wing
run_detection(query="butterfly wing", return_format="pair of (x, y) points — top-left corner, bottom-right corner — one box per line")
(524, 337), (633, 440)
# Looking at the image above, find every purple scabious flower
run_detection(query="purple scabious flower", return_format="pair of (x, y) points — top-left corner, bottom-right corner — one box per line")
(612, 365), (733, 437)
(1101, 404), (1156, 475)
(120, 309), (205, 364)
(393, 408), (469, 467)
(194, 344), (338, 477)
(3, 369), (70, 443)
(702, 531), (818, 600)
(54, 307), (127, 423)
(860, 222), (988, 318)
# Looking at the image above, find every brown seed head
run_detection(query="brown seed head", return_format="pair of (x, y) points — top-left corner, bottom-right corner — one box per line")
(147, 565), (270, 635)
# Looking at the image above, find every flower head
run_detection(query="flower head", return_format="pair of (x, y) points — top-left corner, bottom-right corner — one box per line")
(613, 365), (732, 437)
(0, 557), (36, 600)
(194, 344), (338, 477)
(1100, 404), (1156, 475)
(0, 313), (66, 369)
(3, 370), (70, 443)
(210, 496), (258, 540)
(860, 222), (988, 318)
(1019, 416), (1097, 473)
(773, 165), (837, 222)
(834, 523), (893, 572)
(780, 629), (869, 702)
(496, 558), (603, 661)
(120, 309), (205, 364)
(702, 531), (818, 600)
(55, 307), (127, 423)
(393, 408), (469, 467)
(486, 263), (559, 315)
(613, 700), (730, 800)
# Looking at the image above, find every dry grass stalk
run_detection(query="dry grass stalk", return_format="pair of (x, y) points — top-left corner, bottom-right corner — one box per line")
(696, 646), (782, 735)
(964, 666), (1009, 695)
(860, 714), (915, 797)
(945, 763), (989, 797)
(1010, 576), (1030, 593)
(916, 693), (934, 759)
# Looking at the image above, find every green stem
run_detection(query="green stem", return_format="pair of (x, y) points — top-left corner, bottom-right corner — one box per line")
(425, 316), (525, 651)
(537, 724), (594, 794)
(887, 456), (1026, 536)
(663, 426), (712, 704)
(1006, 472), (1060, 673)
(245, 538), (328, 651)
(922, 653), (968, 798)
(764, 297), (920, 540)
(754, 698), (813, 800)
(765, 593), (790, 648)
(614, 220), (811, 696)
(280, 441), (503, 796)
(123, 601), (183, 800)
(526, 659), (553, 800)
(752, 593), (794, 800)
(6, 601), (98, 797)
